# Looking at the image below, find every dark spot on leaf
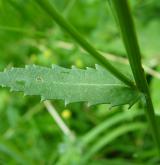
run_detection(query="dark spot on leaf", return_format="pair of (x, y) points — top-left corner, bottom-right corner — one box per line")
(36, 76), (43, 82)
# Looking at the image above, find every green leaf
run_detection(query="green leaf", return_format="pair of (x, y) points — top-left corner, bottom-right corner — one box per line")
(0, 64), (141, 107)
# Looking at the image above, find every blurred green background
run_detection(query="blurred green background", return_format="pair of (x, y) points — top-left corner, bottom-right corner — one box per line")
(0, 0), (160, 164)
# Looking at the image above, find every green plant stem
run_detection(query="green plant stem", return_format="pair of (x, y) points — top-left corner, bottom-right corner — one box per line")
(34, 0), (134, 87)
(81, 110), (142, 145)
(83, 123), (145, 161)
(110, 0), (160, 154)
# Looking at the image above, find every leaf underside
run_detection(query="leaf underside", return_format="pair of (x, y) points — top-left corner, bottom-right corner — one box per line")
(0, 64), (141, 107)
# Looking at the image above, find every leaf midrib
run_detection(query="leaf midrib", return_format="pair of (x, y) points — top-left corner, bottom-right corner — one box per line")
(35, 81), (127, 87)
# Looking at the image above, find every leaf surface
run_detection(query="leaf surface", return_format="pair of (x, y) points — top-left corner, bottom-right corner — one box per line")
(0, 65), (141, 107)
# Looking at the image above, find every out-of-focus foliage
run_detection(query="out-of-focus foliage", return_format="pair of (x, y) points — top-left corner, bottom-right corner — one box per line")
(0, 0), (160, 164)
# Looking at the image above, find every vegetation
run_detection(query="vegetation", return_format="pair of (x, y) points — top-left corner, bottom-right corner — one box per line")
(0, 0), (160, 164)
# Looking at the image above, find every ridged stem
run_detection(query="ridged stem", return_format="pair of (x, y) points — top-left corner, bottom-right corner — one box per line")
(110, 0), (160, 154)
(34, 0), (134, 87)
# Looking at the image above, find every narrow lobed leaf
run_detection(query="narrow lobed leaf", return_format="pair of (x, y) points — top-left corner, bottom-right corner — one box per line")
(0, 65), (141, 107)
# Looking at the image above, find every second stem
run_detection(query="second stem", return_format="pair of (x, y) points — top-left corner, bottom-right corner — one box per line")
(110, 0), (160, 154)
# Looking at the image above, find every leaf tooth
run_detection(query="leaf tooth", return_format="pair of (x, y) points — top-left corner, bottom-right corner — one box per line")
(109, 104), (114, 110)
(87, 102), (91, 107)
(51, 64), (59, 69)
(128, 101), (135, 109)
(87, 101), (105, 107)
(1, 84), (6, 88)
(51, 64), (55, 69)
(40, 96), (46, 102)
(10, 67), (14, 71)
(25, 64), (37, 69)
(128, 93), (142, 109)
(71, 65), (77, 69)
(25, 65), (30, 69)
(9, 88), (14, 92)
(87, 101), (100, 107)
(64, 99), (69, 106)
(32, 64), (37, 67)
(4, 68), (8, 72)
(28, 64), (37, 68)
(86, 67), (94, 71)
(95, 64), (101, 71)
